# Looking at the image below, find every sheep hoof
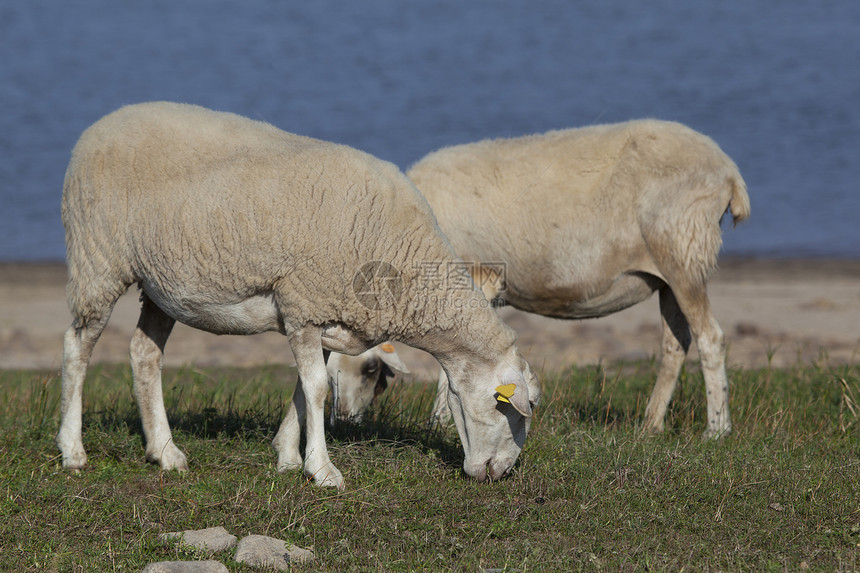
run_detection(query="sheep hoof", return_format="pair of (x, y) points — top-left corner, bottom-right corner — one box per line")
(276, 451), (303, 473)
(65, 460), (87, 472)
(57, 431), (88, 469)
(158, 449), (189, 472)
(640, 418), (665, 435)
(703, 425), (731, 440)
(145, 442), (189, 471)
(60, 448), (88, 470)
(311, 467), (345, 490)
(277, 461), (302, 473)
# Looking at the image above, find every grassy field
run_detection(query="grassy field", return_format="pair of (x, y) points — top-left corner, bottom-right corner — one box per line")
(1, 358), (859, 572)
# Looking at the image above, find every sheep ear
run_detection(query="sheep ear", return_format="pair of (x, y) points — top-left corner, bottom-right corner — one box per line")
(375, 342), (410, 374)
(495, 370), (532, 417)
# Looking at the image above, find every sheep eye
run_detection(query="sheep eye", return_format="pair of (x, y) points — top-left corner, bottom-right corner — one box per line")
(362, 358), (380, 376)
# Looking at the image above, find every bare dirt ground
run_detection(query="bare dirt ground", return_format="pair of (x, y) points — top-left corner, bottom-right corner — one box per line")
(2, 259), (859, 380)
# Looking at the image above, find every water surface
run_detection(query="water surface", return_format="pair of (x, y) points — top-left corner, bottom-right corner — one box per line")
(1, 1), (858, 260)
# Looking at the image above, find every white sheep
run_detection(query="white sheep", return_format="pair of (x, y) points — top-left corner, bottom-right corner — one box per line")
(56, 102), (540, 489)
(406, 119), (749, 438)
(327, 343), (409, 423)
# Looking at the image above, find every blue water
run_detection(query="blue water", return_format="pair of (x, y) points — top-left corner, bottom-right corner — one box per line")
(2, 1), (859, 260)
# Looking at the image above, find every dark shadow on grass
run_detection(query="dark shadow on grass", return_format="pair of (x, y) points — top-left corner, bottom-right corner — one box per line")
(326, 415), (464, 470)
(559, 390), (707, 436)
(81, 384), (465, 471)
(84, 392), (288, 442)
(540, 362), (709, 435)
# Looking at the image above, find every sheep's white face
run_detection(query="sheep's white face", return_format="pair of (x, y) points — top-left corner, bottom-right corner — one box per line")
(446, 348), (540, 482)
(327, 344), (409, 423)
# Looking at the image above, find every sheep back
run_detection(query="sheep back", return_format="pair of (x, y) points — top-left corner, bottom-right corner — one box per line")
(407, 120), (749, 294)
(62, 102), (470, 344)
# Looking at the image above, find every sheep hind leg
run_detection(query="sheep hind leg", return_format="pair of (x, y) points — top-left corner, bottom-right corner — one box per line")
(57, 311), (113, 469)
(666, 280), (731, 438)
(643, 287), (691, 434)
(130, 294), (187, 470)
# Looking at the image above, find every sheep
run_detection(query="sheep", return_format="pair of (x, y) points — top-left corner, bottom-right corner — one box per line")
(327, 342), (409, 423)
(405, 119), (750, 438)
(56, 101), (540, 490)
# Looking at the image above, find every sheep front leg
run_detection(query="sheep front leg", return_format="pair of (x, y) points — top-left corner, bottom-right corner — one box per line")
(430, 367), (452, 425)
(131, 295), (187, 470)
(285, 327), (344, 489)
(273, 381), (305, 472)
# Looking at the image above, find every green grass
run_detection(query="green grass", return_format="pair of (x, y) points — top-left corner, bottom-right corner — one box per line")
(1, 360), (859, 571)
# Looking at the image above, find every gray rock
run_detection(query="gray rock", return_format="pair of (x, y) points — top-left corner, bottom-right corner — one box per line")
(235, 534), (315, 570)
(160, 527), (238, 554)
(141, 561), (229, 573)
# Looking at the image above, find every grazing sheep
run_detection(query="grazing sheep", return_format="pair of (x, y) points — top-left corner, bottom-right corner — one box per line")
(406, 120), (749, 438)
(56, 102), (539, 489)
(327, 343), (409, 423)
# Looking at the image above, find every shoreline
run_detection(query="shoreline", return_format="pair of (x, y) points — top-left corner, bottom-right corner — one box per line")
(2, 258), (859, 375)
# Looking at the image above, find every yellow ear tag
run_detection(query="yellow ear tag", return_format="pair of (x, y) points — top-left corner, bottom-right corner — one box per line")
(495, 383), (516, 404)
(381, 343), (395, 353)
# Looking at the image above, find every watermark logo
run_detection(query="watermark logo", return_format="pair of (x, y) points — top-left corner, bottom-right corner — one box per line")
(352, 260), (506, 310)
(352, 261), (403, 310)
(413, 261), (506, 293)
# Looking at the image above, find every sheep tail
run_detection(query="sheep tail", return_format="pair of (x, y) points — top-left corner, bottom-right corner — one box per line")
(727, 175), (750, 227)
